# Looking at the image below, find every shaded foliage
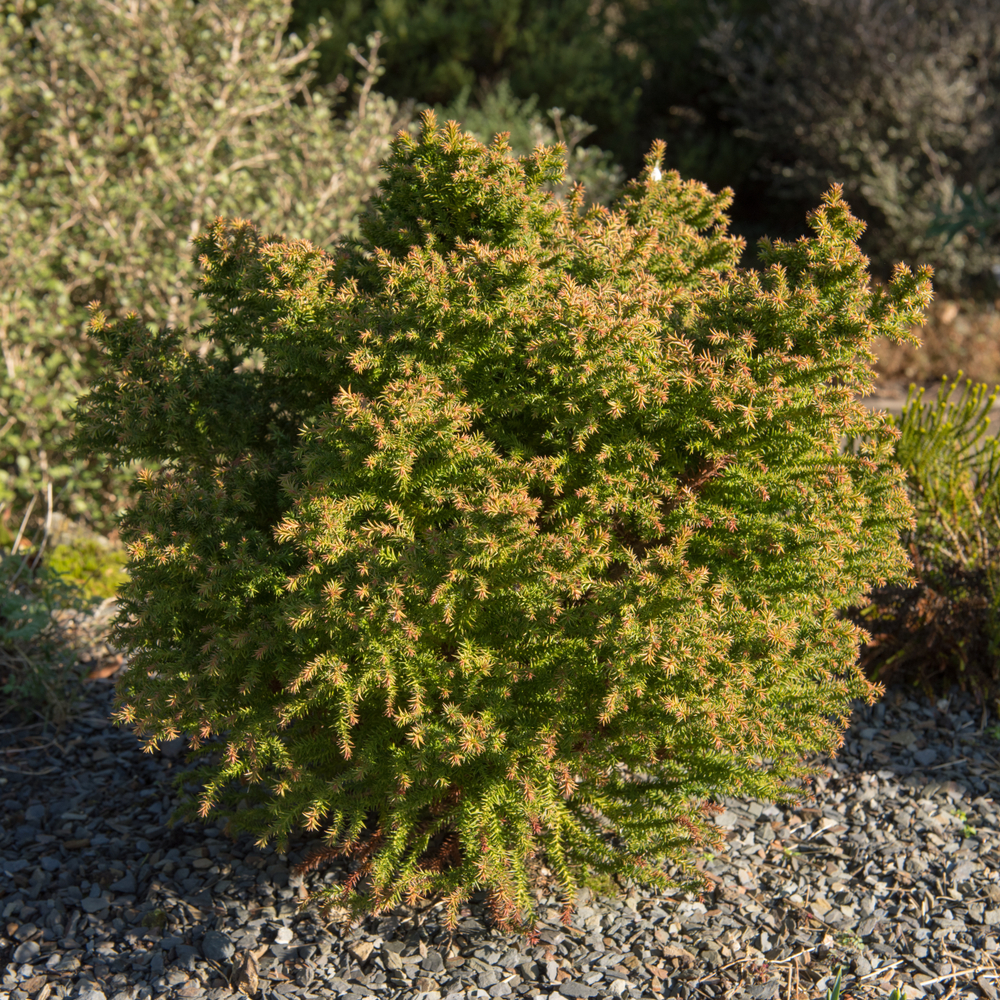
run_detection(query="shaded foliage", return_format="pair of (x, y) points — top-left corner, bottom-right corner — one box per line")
(702, 0), (1000, 297)
(0, 0), (410, 542)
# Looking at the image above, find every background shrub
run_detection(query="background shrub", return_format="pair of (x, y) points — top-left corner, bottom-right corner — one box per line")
(279, 0), (649, 173)
(701, 0), (1000, 298)
(0, 0), (412, 543)
(278, 0), (776, 205)
(243, 0), (972, 284)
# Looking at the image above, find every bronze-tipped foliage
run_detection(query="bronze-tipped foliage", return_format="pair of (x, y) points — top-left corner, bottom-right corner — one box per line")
(70, 110), (933, 938)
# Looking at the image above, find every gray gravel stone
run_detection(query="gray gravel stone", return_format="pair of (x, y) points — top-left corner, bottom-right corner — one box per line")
(108, 870), (136, 894)
(201, 929), (236, 962)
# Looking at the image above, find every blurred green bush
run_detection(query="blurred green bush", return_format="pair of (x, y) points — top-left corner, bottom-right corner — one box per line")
(280, 0), (651, 174)
(280, 0), (1000, 296)
(280, 0), (775, 200)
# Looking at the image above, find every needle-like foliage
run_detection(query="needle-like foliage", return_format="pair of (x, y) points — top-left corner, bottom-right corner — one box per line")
(70, 110), (932, 938)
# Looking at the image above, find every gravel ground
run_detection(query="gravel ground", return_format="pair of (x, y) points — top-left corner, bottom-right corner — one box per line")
(2, 600), (1000, 1000)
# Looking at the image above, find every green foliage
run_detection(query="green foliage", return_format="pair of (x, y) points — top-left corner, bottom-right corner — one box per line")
(845, 374), (1000, 688)
(282, 0), (789, 244)
(283, 0), (648, 171)
(0, 515), (128, 603)
(603, 0), (778, 219)
(413, 78), (627, 213)
(0, 488), (109, 727)
(282, 0), (784, 217)
(824, 966), (907, 1000)
(925, 183), (1000, 257)
(70, 111), (930, 937)
(701, 0), (1000, 298)
(0, 0), (412, 544)
(40, 537), (130, 603)
(891, 377), (1000, 581)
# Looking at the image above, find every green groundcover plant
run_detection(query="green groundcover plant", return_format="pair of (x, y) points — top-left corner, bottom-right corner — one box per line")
(843, 373), (1000, 702)
(0, 486), (108, 725)
(69, 111), (932, 937)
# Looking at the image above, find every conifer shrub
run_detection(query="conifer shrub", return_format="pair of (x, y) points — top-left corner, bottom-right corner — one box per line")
(413, 78), (627, 213)
(70, 110), (932, 936)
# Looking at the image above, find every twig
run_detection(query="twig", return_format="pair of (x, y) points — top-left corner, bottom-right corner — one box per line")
(757, 946), (822, 968)
(0, 722), (49, 734)
(0, 762), (58, 774)
(690, 945), (820, 988)
(913, 964), (994, 988)
(0, 737), (62, 754)
(924, 757), (968, 770)
(855, 959), (904, 982)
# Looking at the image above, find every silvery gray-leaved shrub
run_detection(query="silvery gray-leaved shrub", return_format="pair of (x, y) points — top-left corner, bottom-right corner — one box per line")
(0, 0), (410, 539)
(702, 0), (1000, 298)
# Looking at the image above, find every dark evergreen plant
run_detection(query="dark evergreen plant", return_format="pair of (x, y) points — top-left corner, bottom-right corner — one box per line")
(701, 0), (1000, 298)
(281, 0), (777, 193)
(282, 0), (648, 166)
(70, 111), (932, 936)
